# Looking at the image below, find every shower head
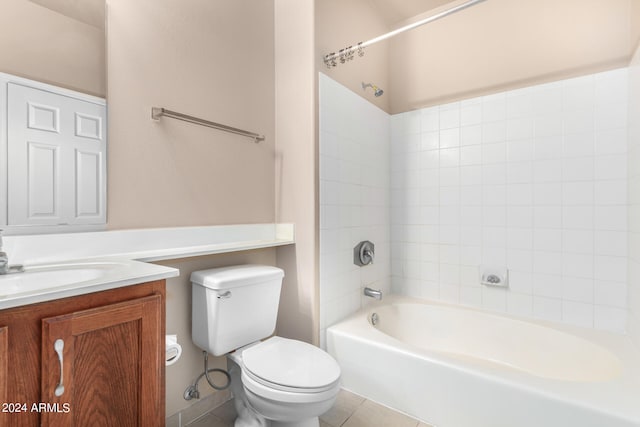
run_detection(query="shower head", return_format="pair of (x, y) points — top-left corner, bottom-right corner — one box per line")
(362, 82), (384, 97)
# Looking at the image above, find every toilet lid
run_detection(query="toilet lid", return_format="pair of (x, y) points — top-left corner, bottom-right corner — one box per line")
(242, 337), (340, 390)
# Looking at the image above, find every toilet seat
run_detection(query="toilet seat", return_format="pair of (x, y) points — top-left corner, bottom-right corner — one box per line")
(241, 369), (341, 405)
(241, 336), (341, 394)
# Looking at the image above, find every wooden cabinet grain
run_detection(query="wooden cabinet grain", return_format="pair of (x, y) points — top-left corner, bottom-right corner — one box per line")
(0, 280), (165, 427)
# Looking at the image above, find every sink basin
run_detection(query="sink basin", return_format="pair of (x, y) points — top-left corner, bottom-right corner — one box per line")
(0, 261), (129, 299)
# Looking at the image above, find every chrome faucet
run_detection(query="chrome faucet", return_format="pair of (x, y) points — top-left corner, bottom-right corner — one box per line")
(0, 230), (23, 275)
(0, 251), (7, 275)
(364, 287), (382, 300)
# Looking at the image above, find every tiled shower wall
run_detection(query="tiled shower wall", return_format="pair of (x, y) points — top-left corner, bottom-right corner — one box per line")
(390, 68), (629, 332)
(319, 73), (391, 347)
(628, 45), (640, 348)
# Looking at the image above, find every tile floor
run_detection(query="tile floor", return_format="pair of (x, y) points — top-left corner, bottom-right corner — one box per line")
(186, 389), (432, 427)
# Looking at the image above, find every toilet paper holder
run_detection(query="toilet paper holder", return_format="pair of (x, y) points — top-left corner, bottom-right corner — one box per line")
(166, 335), (182, 366)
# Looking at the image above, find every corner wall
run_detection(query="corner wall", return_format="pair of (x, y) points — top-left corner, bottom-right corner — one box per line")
(274, 0), (318, 344)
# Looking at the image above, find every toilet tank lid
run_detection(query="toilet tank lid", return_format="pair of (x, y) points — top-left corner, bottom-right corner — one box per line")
(191, 265), (284, 290)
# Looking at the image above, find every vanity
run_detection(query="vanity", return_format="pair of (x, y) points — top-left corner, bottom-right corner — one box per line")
(0, 224), (293, 426)
(0, 279), (165, 427)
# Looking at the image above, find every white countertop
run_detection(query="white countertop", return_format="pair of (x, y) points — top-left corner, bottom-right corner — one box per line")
(0, 223), (294, 309)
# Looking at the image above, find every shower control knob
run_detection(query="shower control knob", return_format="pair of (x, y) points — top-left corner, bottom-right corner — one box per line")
(354, 241), (375, 266)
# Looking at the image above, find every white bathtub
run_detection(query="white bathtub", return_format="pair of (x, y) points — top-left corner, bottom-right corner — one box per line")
(326, 296), (640, 427)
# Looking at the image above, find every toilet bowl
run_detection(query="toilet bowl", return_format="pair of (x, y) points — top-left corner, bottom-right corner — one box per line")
(228, 336), (340, 427)
(190, 265), (341, 427)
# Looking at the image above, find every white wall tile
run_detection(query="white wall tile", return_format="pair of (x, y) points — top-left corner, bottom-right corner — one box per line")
(506, 183), (533, 205)
(595, 154), (627, 180)
(507, 206), (533, 228)
(533, 296), (562, 321)
(563, 132), (594, 157)
(563, 182), (594, 206)
(594, 305), (626, 332)
(460, 145), (482, 166)
(563, 157), (594, 181)
(564, 109), (594, 135)
(483, 95), (506, 121)
(421, 107), (439, 132)
(508, 292), (533, 317)
(384, 68), (628, 332)
(595, 129), (627, 155)
(594, 281), (627, 308)
(594, 230), (627, 256)
(461, 104), (482, 126)
(440, 128), (460, 148)
(562, 277), (594, 303)
(482, 121), (506, 143)
(535, 115), (563, 137)
(562, 206), (594, 230)
(562, 301), (594, 328)
(534, 206), (562, 228)
(595, 102), (627, 131)
(507, 139), (534, 162)
(533, 159), (562, 182)
(440, 106), (460, 129)
(461, 125), (482, 146)
(534, 135), (562, 160)
(421, 131), (440, 151)
(594, 206), (627, 231)
(533, 182), (562, 205)
(562, 253), (594, 279)
(563, 229), (594, 254)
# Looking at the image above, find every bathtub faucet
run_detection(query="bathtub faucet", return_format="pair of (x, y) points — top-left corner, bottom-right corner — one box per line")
(364, 287), (382, 300)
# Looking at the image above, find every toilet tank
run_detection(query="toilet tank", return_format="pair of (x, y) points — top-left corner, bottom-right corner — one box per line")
(191, 265), (284, 356)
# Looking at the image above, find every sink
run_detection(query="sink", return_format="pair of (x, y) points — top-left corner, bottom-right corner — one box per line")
(0, 261), (130, 299)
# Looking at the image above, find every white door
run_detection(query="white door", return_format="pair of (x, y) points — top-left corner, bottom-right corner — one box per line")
(7, 83), (106, 226)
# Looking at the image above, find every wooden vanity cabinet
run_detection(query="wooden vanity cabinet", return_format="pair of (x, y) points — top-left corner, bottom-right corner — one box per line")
(0, 280), (165, 427)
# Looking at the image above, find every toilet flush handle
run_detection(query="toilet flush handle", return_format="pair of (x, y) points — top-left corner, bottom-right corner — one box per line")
(217, 291), (232, 299)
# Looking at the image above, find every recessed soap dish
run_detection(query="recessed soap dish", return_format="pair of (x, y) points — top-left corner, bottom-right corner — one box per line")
(480, 267), (509, 288)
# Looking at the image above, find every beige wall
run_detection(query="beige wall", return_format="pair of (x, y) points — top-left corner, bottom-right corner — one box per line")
(106, 0), (278, 418)
(389, 0), (634, 113)
(316, 0), (390, 113)
(106, 0), (275, 229)
(0, 0), (105, 97)
(274, 0), (318, 344)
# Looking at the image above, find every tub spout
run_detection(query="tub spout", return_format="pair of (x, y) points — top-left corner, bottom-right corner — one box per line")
(364, 287), (382, 300)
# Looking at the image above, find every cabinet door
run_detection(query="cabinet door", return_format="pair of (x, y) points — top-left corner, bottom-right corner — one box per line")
(41, 294), (163, 427)
(0, 326), (7, 403)
(7, 82), (107, 227)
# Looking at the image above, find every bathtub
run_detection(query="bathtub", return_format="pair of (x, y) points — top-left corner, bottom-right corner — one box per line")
(326, 295), (640, 427)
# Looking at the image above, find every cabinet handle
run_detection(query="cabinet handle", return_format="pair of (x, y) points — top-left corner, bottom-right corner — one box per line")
(54, 339), (65, 397)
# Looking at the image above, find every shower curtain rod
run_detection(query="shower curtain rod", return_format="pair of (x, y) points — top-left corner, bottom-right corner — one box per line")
(323, 0), (487, 68)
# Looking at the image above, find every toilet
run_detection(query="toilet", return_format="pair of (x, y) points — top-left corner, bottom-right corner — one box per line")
(191, 265), (341, 427)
